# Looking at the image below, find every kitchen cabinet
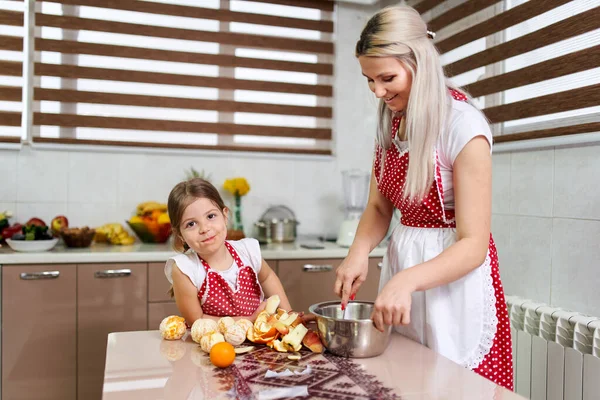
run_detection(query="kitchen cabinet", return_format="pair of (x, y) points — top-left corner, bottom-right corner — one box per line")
(148, 262), (177, 330)
(278, 257), (382, 314)
(2, 264), (77, 400)
(77, 263), (147, 400)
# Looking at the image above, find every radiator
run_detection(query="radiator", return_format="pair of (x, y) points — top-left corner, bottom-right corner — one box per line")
(506, 296), (600, 400)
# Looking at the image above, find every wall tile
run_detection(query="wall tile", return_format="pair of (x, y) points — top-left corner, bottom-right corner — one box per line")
(551, 218), (600, 317)
(501, 216), (553, 304)
(68, 152), (119, 203)
(67, 202), (119, 228)
(491, 214), (511, 268)
(0, 150), (17, 202)
(17, 148), (69, 202)
(492, 153), (511, 214)
(554, 144), (600, 220)
(509, 149), (554, 217)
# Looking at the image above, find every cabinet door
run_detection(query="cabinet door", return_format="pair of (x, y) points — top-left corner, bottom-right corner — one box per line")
(148, 302), (180, 330)
(77, 263), (147, 400)
(278, 258), (341, 314)
(148, 262), (171, 302)
(2, 264), (77, 400)
(355, 257), (383, 302)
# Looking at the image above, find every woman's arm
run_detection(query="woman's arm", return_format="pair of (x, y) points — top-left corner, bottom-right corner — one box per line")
(257, 259), (292, 311)
(334, 169), (394, 306)
(372, 136), (492, 329)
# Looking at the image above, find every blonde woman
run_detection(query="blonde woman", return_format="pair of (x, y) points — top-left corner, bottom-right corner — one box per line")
(333, 5), (512, 390)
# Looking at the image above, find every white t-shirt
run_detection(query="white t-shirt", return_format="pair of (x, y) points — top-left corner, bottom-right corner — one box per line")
(164, 238), (263, 292)
(436, 98), (493, 210)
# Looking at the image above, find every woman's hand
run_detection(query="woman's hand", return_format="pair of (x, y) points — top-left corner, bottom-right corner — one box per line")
(334, 254), (369, 309)
(371, 272), (415, 332)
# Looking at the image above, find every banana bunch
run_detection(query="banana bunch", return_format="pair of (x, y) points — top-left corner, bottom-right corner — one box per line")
(95, 223), (135, 245)
(136, 202), (167, 216)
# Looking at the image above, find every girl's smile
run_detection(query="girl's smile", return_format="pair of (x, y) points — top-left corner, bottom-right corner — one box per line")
(179, 197), (228, 256)
(358, 56), (413, 113)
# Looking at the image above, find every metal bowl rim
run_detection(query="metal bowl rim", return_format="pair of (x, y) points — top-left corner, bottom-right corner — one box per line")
(308, 300), (376, 322)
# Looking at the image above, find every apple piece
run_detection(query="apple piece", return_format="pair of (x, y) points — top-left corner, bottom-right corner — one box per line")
(282, 324), (308, 353)
(234, 346), (254, 354)
(288, 353), (301, 361)
(265, 295), (280, 315)
(272, 339), (288, 353)
(276, 308), (287, 318)
(302, 330), (324, 353)
(272, 321), (290, 336)
(279, 312), (299, 327)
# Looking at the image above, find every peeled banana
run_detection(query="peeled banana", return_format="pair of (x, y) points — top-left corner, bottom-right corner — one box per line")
(95, 223), (135, 245)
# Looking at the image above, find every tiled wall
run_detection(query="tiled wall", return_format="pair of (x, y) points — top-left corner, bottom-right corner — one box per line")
(492, 144), (600, 317)
(0, 3), (380, 239)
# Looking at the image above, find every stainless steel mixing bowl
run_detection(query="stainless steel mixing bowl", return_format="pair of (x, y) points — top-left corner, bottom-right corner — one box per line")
(308, 300), (392, 358)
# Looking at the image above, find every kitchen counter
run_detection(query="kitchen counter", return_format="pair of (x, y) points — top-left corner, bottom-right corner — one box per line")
(0, 239), (386, 264)
(102, 330), (524, 400)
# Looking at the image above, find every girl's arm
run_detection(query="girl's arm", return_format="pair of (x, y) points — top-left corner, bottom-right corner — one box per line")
(334, 169), (394, 306)
(372, 136), (492, 329)
(257, 259), (292, 311)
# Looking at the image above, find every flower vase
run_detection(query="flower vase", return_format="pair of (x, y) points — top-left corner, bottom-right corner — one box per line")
(228, 193), (245, 240)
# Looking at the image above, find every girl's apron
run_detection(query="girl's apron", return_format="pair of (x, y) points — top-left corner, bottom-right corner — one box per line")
(373, 90), (513, 391)
(197, 242), (263, 317)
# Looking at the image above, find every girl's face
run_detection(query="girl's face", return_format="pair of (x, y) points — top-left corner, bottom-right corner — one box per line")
(179, 197), (228, 256)
(358, 56), (413, 113)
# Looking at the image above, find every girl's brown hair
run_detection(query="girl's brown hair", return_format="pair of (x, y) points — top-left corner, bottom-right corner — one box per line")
(167, 178), (227, 253)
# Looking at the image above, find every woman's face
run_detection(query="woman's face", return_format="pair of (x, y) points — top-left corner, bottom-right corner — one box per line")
(358, 56), (413, 113)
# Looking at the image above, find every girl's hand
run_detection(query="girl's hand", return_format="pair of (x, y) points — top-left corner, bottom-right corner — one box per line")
(249, 301), (267, 322)
(371, 273), (414, 332)
(334, 254), (369, 309)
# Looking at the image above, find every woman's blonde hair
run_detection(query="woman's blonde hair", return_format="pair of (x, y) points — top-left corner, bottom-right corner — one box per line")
(356, 5), (474, 200)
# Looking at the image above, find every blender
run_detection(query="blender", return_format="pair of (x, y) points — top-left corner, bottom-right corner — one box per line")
(336, 169), (370, 247)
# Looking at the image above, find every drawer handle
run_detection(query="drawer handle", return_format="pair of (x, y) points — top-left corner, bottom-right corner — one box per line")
(20, 271), (60, 280)
(94, 269), (132, 278)
(303, 264), (333, 272)
(377, 262), (383, 269)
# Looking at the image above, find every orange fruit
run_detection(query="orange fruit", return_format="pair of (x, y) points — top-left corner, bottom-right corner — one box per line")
(209, 342), (236, 368)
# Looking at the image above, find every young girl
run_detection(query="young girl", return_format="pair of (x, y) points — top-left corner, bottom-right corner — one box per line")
(333, 5), (513, 391)
(165, 178), (291, 324)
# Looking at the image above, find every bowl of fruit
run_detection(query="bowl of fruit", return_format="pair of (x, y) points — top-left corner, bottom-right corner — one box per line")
(6, 218), (59, 252)
(127, 202), (172, 243)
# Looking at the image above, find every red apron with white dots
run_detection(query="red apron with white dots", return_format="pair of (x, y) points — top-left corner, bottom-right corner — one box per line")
(373, 90), (513, 391)
(197, 242), (262, 317)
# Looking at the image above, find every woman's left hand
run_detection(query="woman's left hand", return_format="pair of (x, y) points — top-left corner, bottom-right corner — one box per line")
(371, 273), (415, 332)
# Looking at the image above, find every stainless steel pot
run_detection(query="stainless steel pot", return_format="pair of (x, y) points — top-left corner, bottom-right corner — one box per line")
(254, 205), (299, 243)
(308, 300), (392, 358)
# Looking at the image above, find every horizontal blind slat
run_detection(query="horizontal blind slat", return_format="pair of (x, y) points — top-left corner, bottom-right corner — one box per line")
(36, 13), (334, 54)
(0, 111), (21, 126)
(248, 0), (334, 12)
(33, 113), (332, 139)
(41, 0), (334, 32)
(428, 0), (499, 32)
(33, 136), (332, 155)
(31, 87), (332, 118)
(34, 63), (333, 96)
(414, 0), (445, 14)
(34, 37), (333, 75)
(465, 45), (600, 98)
(495, 122), (600, 143)
(436, 0), (572, 54)
(445, 6), (600, 77)
(0, 10), (23, 27)
(484, 84), (600, 124)
(0, 35), (22, 52)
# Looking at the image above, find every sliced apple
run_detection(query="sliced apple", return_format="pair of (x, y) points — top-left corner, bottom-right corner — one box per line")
(279, 312), (299, 326)
(234, 346), (254, 354)
(288, 353), (301, 361)
(302, 330), (324, 353)
(282, 324), (308, 353)
(272, 339), (288, 353)
(265, 295), (280, 315)
(272, 321), (290, 335)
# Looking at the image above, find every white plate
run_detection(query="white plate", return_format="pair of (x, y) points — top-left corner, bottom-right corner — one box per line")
(6, 238), (59, 252)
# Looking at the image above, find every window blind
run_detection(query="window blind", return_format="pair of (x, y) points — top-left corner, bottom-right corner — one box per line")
(410, 0), (599, 144)
(0, 1), (25, 143)
(21, 0), (335, 154)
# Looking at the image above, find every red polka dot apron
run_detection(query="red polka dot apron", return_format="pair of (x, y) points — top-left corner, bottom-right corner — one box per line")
(197, 242), (263, 317)
(373, 90), (513, 391)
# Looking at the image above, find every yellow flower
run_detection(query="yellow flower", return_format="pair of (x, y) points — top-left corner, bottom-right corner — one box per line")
(223, 177), (250, 197)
